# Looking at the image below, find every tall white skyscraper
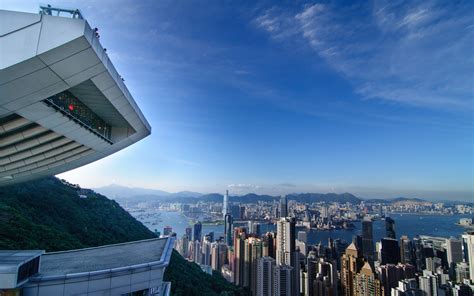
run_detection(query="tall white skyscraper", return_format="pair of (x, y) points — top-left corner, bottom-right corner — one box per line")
(223, 190), (229, 219)
(276, 217), (299, 296)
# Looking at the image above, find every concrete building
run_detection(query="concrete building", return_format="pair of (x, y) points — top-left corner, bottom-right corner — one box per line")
(0, 7), (151, 186)
(0, 237), (174, 296)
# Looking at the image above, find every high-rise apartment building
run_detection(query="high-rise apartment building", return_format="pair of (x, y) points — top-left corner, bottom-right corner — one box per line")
(234, 228), (247, 286)
(257, 257), (276, 296)
(248, 237), (263, 295)
(353, 262), (384, 296)
(224, 213), (233, 246)
(202, 237), (212, 266)
(341, 243), (364, 296)
(274, 264), (293, 296)
(276, 217), (299, 296)
(211, 242), (228, 272)
(262, 232), (276, 259)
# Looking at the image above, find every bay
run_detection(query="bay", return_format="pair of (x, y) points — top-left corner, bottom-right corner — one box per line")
(134, 210), (472, 244)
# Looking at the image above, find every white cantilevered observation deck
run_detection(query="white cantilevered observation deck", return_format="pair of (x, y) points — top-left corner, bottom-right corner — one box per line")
(0, 6), (151, 186)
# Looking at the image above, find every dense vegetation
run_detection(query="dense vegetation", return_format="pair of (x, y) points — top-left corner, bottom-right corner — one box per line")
(0, 177), (154, 251)
(0, 177), (245, 295)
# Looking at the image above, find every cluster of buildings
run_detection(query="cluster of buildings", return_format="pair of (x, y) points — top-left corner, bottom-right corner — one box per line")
(174, 194), (474, 296)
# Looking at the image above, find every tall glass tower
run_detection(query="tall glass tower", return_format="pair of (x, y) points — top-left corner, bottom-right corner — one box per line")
(223, 190), (229, 220)
(279, 195), (288, 218)
(362, 217), (374, 263)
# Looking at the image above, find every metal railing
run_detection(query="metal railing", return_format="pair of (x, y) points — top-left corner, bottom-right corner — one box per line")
(43, 91), (113, 144)
(39, 4), (84, 19)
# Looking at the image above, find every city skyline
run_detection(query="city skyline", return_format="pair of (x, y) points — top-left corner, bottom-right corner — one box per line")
(2, 0), (472, 201)
(2, 2), (473, 296)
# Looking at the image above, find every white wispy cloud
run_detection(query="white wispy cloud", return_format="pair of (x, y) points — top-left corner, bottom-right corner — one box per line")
(255, 1), (474, 110)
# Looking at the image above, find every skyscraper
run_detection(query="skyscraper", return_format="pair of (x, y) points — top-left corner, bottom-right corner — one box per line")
(463, 232), (474, 282)
(185, 227), (192, 240)
(234, 228), (247, 286)
(313, 258), (338, 296)
(193, 221), (202, 242)
(211, 242), (228, 271)
(280, 195), (288, 218)
(362, 218), (374, 263)
(222, 190), (229, 220)
(262, 232), (276, 259)
(400, 235), (414, 265)
(224, 213), (233, 246)
(276, 217), (299, 296)
(353, 262), (384, 296)
(377, 264), (415, 296)
(202, 236), (212, 266)
(177, 234), (189, 258)
(274, 264), (293, 296)
(341, 243), (364, 296)
(385, 217), (396, 239)
(381, 238), (401, 265)
(257, 256), (276, 296)
(446, 237), (463, 280)
(248, 237), (263, 295)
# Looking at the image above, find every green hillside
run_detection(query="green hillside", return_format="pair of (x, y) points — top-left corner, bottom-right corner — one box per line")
(0, 177), (154, 251)
(0, 177), (246, 296)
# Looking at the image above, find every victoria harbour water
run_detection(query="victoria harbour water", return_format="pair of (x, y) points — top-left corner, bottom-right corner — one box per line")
(135, 210), (472, 244)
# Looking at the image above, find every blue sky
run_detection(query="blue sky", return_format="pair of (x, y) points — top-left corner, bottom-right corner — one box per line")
(3, 1), (473, 200)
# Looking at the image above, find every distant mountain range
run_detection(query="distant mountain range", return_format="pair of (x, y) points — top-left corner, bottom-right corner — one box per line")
(94, 184), (202, 199)
(94, 184), (472, 206)
(94, 185), (373, 205)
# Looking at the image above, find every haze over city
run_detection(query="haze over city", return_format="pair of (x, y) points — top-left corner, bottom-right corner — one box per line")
(3, 0), (472, 201)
